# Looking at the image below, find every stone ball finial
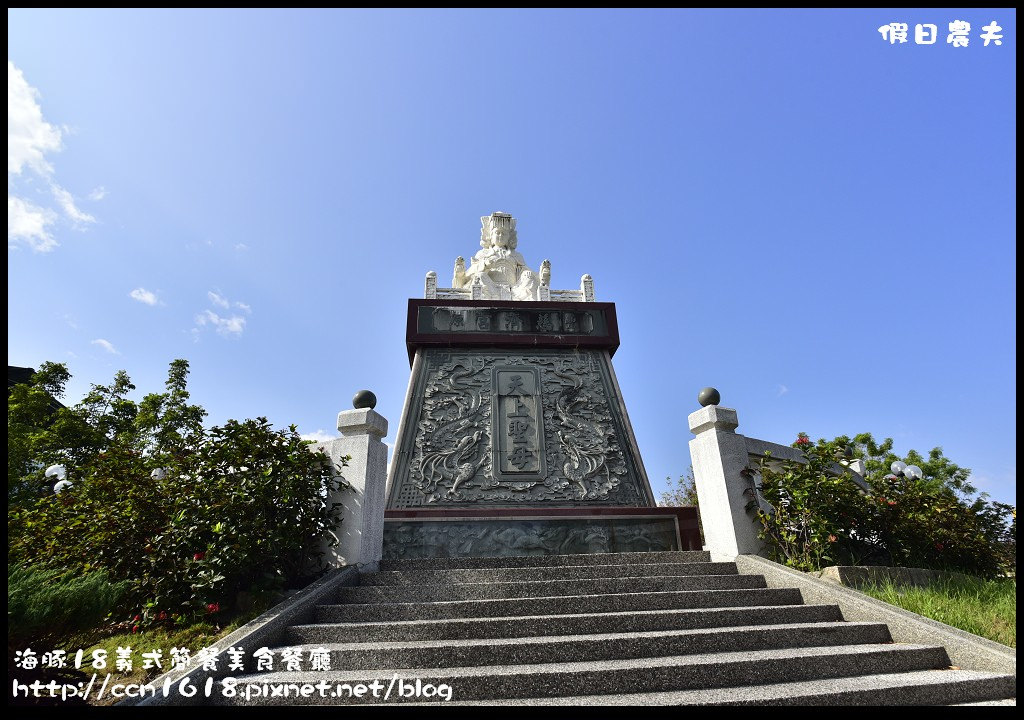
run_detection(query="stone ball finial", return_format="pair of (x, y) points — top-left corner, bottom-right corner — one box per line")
(352, 390), (377, 410)
(697, 387), (721, 407)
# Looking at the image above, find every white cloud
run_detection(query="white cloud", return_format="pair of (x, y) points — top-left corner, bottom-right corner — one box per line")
(301, 429), (336, 443)
(7, 61), (62, 175)
(129, 287), (159, 306)
(207, 290), (230, 309)
(234, 301), (251, 313)
(8, 60), (97, 251)
(52, 185), (95, 225)
(88, 186), (107, 201)
(91, 338), (119, 354)
(8, 196), (56, 251)
(776, 384), (789, 397)
(234, 243), (249, 251)
(195, 309), (246, 337)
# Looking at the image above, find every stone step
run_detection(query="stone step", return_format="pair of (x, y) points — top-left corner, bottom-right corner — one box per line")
(954, 698), (1017, 705)
(290, 603), (844, 643)
(361, 561), (739, 585)
(378, 549), (710, 571)
(264, 621), (891, 671)
(414, 670), (1018, 706)
(338, 573), (764, 603)
(212, 644), (951, 705)
(317, 587), (803, 623)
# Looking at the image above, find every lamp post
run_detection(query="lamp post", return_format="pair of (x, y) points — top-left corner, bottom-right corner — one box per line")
(887, 460), (923, 482)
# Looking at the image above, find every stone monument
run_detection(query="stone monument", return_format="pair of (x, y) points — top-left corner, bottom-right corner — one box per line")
(383, 212), (700, 558)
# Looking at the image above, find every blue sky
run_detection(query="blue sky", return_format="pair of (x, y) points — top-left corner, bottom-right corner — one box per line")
(8, 9), (1016, 505)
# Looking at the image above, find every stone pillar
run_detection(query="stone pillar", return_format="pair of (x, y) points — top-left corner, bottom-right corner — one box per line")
(688, 404), (762, 560)
(319, 405), (389, 571)
(580, 274), (595, 302)
(424, 271), (437, 299)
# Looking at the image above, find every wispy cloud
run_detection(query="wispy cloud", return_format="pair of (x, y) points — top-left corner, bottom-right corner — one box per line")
(195, 309), (246, 337)
(234, 243), (249, 251)
(91, 338), (119, 354)
(52, 185), (95, 225)
(194, 291), (251, 339)
(301, 429), (336, 443)
(207, 290), (230, 309)
(8, 61), (97, 252)
(88, 186), (107, 201)
(776, 384), (789, 397)
(129, 287), (160, 306)
(208, 290), (251, 312)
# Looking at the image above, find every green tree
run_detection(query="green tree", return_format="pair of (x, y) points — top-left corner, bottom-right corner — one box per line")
(659, 466), (703, 545)
(659, 466), (699, 507)
(8, 362), (74, 500)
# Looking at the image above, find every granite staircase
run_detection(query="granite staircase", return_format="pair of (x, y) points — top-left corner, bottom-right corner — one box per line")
(216, 551), (1016, 705)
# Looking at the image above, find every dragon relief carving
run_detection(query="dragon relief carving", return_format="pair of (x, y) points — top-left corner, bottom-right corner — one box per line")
(550, 360), (626, 500)
(413, 359), (491, 503)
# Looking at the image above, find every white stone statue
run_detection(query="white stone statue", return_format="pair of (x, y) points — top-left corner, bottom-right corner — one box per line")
(512, 270), (540, 301)
(427, 212), (594, 302)
(451, 212), (530, 300)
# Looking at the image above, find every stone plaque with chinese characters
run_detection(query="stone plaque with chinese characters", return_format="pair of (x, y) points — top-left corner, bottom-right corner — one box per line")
(493, 367), (546, 480)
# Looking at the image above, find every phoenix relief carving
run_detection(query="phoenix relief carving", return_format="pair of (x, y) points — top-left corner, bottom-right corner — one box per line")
(413, 359), (491, 503)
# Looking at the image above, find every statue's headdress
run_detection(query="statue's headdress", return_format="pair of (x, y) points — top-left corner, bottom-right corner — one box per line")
(480, 211), (518, 249)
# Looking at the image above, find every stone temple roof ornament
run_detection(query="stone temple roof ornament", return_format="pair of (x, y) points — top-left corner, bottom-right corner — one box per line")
(424, 211), (595, 302)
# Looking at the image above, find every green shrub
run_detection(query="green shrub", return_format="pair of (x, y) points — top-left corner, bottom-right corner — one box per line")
(8, 360), (349, 625)
(754, 434), (1014, 579)
(8, 565), (129, 645)
(754, 437), (864, 571)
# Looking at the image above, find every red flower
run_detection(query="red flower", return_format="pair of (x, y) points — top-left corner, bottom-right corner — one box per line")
(134, 614), (141, 622)
(935, 542), (944, 551)
(795, 437), (811, 446)
(132, 625), (139, 634)
(887, 500), (897, 506)
(157, 611), (168, 621)
(193, 552), (205, 561)
(827, 534), (837, 543)
(206, 602), (220, 614)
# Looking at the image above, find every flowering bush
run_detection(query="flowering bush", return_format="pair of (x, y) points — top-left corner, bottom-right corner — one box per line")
(753, 433), (1014, 579)
(753, 437), (864, 571)
(8, 360), (349, 625)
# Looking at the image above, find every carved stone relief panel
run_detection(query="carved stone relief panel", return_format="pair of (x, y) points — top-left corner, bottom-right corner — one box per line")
(382, 518), (679, 559)
(387, 348), (652, 508)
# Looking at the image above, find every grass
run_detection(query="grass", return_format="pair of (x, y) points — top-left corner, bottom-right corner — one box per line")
(75, 604), (275, 706)
(858, 575), (1016, 648)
